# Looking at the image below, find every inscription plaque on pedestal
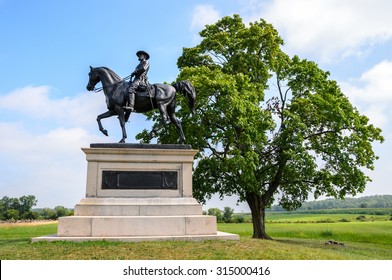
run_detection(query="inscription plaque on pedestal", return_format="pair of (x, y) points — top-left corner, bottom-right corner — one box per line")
(102, 171), (178, 190)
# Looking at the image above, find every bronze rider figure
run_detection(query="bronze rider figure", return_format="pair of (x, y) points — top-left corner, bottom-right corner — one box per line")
(124, 50), (150, 111)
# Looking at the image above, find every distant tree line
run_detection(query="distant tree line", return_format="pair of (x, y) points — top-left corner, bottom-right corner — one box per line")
(0, 195), (73, 221)
(207, 207), (233, 223)
(269, 195), (392, 211)
(206, 195), (392, 223)
(206, 207), (251, 223)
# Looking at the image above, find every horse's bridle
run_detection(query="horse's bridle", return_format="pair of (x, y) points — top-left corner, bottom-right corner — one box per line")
(90, 71), (133, 93)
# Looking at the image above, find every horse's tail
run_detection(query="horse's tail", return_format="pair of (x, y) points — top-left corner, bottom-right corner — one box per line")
(172, 80), (196, 115)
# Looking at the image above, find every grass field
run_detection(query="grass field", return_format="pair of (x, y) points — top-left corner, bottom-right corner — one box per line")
(0, 213), (391, 260)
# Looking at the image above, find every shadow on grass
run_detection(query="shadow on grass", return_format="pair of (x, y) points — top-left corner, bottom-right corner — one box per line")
(0, 238), (31, 245)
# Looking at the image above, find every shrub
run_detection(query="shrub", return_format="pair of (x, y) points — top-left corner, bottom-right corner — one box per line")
(222, 207), (234, 223)
(356, 215), (367, 221)
(5, 209), (19, 220)
(234, 216), (245, 223)
(316, 219), (335, 223)
(208, 208), (223, 223)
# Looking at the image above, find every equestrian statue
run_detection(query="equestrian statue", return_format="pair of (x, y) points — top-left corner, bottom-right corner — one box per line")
(86, 50), (196, 144)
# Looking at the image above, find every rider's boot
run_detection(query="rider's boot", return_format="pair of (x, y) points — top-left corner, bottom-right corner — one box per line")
(124, 92), (135, 111)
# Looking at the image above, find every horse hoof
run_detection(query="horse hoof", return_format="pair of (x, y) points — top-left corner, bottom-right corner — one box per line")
(162, 118), (171, 125)
(101, 129), (108, 136)
(119, 139), (125, 143)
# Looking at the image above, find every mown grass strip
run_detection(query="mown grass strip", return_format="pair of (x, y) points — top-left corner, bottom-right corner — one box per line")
(1, 219), (391, 260)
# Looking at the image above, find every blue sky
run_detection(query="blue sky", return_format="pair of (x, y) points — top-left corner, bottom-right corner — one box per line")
(1, 0), (392, 211)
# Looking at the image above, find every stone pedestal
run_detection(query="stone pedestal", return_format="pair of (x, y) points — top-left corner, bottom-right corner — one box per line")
(33, 144), (238, 242)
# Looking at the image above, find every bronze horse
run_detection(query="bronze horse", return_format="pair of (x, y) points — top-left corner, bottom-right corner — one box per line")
(86, 66), (195, 143)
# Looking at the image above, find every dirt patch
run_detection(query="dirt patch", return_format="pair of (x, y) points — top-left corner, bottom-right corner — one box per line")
(0, 220), (58, 227)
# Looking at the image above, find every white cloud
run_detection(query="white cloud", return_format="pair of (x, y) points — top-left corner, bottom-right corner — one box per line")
(0, 85), (156, 207)
(191, 4), (221, 31)
(340, 60), (392, 128)
(0, 86), (107, 207)
(241, 0), (392, 62)
(0, 85), (103, 127)
(0, 122), (99, 208)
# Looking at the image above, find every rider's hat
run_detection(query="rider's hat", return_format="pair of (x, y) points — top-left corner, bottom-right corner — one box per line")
(136, 50), (150, 60)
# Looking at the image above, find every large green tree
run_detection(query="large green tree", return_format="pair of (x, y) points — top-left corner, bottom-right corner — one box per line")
(0, 195), (37, 220)
(137, 15), (383, 239)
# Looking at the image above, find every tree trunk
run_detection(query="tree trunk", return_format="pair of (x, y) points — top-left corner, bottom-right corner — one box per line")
(246, 192), (272, 239)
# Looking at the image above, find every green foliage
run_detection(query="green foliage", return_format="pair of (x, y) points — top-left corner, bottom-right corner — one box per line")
(39, 208), (57, 220)
(54, 206), (72, 218)
(4, 209), (19, 221)
(0, 195), (37, 220)
(138, 14), (383, 239)
(36, 206), (73, 220)
(0, 195), (72, 221)
(207, 208), (223, 223)
(234, 215), (246, 223)
(222, 206), (234, 223)
(207, 206), (247, 223)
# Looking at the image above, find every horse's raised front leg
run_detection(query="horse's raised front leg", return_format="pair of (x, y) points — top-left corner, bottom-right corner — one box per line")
(149, 122), (164, 140)
(97, 110), (117, 136)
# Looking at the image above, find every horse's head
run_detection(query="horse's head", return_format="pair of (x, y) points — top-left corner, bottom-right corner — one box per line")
(86, 66), (101, 91)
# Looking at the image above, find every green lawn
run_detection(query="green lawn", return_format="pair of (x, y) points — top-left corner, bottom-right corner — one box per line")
(0, 215), (391, 260)
(265, 212), (391, 223)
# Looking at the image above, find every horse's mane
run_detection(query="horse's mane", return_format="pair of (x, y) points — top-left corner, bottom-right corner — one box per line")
(98, 66), (122, 82)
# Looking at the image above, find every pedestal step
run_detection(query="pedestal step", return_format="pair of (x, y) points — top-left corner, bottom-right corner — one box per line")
(74, 197), (203, 216)
(32, 231), (239, 242)
(57, 215), (216, 237)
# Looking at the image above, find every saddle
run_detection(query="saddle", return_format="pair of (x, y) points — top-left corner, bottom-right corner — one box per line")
(135, 84), (155, 98)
